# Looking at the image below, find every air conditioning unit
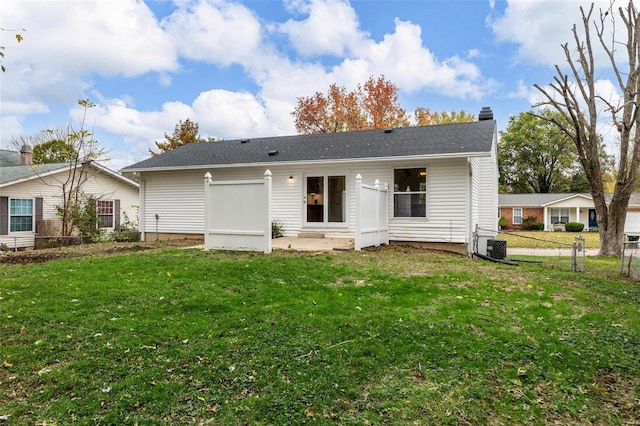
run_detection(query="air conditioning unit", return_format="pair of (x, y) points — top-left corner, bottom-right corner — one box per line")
(487, 239), (507, 259)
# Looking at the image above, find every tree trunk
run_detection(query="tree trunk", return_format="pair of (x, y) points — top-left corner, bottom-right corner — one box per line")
(599, 191), (631, 256)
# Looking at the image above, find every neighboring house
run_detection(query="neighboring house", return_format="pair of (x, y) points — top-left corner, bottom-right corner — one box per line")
(0, 146), (140, 249)
(499, 193), (640, 233)
(123, 107), (499, 255)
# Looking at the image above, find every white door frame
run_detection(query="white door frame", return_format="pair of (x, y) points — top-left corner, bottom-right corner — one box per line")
(303, 172), (348, 229)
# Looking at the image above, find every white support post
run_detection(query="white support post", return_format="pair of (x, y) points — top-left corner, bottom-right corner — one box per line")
(204, 172), (212, 248)
(374, 179), (380, 247)
(264, 169), (272, 254)
(382, 182), (389, 246)
(355, 174), (362, 251)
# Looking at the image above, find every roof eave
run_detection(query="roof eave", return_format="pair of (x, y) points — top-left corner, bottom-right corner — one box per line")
(124, 151), (491, 173)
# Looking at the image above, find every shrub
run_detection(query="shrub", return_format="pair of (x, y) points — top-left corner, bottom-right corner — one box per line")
(521, 215), (540, 231)
(589, 226), (599, 233)
(110, 211), (140, 242)
(498, 216), (508, 228)
(111, 228), (140, 242)
(564, 222), (584, 232)
(533, 222), (544, 231)
(272, 220), (284, 238)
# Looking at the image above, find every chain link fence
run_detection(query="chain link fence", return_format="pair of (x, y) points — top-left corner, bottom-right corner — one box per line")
(620, 234), (640, 280)
(475, 227), (587, 272)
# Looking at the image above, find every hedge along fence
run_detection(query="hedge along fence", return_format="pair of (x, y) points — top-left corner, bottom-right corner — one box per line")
(203, 170), (272, 253)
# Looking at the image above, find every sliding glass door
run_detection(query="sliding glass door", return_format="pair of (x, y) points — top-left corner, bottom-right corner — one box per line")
(305, 175), (346, 226)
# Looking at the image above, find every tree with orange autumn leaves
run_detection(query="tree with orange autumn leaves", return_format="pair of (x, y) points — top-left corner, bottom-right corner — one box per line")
(292, 75), (475, 134)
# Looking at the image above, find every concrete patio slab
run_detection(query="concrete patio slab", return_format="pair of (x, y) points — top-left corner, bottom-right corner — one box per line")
(272, 237), (354, 252)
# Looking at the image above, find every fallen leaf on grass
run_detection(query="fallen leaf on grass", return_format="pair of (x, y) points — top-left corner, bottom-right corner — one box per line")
(304, 406), (316, 417)
(2, 360), (12, 368)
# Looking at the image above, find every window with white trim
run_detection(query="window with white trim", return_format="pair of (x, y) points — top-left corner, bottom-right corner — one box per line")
(10, 198), (34, 232)
(97, 200), (114, 228)
(550, 208), (569, 224)
(513, 208), (523, 225)
(393, 167), (426, 218)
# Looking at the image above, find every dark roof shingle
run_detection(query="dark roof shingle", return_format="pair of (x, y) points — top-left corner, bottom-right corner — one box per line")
(123, 120), (496, 171)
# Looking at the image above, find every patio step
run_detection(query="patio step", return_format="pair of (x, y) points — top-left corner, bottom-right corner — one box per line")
(297, 232), (325, 239)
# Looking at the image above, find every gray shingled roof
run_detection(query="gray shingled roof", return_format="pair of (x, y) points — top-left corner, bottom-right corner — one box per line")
(0, 163), (69, 186)
(123, 120), (496, 171)
(0, 149), (21, 167)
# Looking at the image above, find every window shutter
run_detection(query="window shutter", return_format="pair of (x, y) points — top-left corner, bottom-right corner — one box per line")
(114, 199), (121, 228)
(0, 197), (8, 235)
(35, 197), (43, 234)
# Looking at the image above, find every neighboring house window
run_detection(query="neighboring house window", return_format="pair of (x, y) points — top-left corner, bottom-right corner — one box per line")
(513, 208), (523, 225)
(10, 198), (33, 232)
(551, 208), (570, 223)
(393, 167), (426, 218)
(97, 200), (114, 228)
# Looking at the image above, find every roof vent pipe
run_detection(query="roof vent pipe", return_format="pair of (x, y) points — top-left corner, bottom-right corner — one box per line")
(478, 106), (494, 121)
(268, 150), (279, 157)
(383, 128), (394, 134)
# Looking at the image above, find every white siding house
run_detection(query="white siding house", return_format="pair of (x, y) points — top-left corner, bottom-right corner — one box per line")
(1, 148), (139, 249)
(124, 108), (499, 255)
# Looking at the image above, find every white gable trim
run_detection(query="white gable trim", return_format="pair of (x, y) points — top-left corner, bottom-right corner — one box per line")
(0, 162), (139, 189)
(540, 193), (592, 207)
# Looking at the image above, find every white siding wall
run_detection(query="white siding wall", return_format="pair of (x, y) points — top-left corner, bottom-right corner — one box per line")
(388, 159), (468, 243)
(138, 157), (478, 245)
(469, 158), (480, 236)
(1, 168), (139, 249)
(141, 169), (207, 236)
(471, 154), (499, 232)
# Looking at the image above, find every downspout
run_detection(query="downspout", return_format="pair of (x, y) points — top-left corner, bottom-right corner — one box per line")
(467, 158), (473, 256)
(139, 178), (146, 242)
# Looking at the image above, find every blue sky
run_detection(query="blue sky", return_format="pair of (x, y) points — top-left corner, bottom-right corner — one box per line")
(0, 0), (619, 170)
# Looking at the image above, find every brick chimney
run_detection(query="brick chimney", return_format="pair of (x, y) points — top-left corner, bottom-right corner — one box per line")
(478, 106), (494, 121)
(20, 144), (33, 165)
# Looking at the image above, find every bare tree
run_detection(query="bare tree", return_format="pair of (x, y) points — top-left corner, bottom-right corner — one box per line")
(13, 99), (105, 237)
(534, 1), (640, 255)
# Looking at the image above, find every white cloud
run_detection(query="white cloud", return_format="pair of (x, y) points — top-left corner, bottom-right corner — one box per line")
(490, 0), (611, 66)
(279, 0), (367, 56)
(162, 0), (262, 66)
(0, 0), (178, 133)
(2, 0), (177, 76)
(72, 98), (194, 165)
(0, 116), (26, 147)
(193, 89), (275, 138)
(341, 19), (491, 98)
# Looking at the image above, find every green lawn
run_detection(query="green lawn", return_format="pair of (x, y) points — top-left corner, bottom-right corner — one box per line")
(1, 247), (638, 424)
(500, 230), (601, 249)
